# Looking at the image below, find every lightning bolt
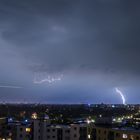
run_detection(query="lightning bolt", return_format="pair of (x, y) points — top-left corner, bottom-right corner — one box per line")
(115, 88), (126, 105)
(33, 74), (63, 84)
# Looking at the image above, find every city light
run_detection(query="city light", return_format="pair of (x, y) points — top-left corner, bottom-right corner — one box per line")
(8, 118), (13, 122)
(88, 134), (91, 139)
(122, 134), (128, 139)
(87, 119), (91, 124)
(99, 114), (102, 118)
(31, 112), (38, 119)
(24, 119), (28, 123)
(26, 128), (31, 133)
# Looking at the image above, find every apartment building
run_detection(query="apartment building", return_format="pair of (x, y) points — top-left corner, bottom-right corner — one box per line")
(32, 119), (88, 140)
(92, 126), (140, 140)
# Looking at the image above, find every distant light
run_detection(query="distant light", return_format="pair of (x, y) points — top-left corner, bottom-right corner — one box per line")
(31, 112), (38, 119)
(113, 118), (116, 122)
(127, 116), (130, 119)
(112, 105), (115, 108)
(99, 114), (102, 118)
(78, 120), (83, 123)
(118, 118), (121, 121)
(87, 119), (91, 124)
(88, 134), (91, 139)
(91, 119), (95, 123)
(122, 134), (128, 139)
(26, 128), (31, 133)
(24, 119), (28, 123)
(8, 118), (13, 122)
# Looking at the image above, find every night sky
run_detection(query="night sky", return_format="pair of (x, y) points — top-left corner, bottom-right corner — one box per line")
(0, 0), (140, 104)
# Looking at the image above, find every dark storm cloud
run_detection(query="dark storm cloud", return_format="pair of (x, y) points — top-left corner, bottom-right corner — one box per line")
(0, 0), (140, 103)
(0, 0), (140, 74)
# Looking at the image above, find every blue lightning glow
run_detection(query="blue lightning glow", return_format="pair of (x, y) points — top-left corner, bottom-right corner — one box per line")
(115, 88), (126, 105)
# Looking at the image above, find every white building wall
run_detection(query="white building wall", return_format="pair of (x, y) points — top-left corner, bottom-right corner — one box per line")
(33, 119), (87, 140)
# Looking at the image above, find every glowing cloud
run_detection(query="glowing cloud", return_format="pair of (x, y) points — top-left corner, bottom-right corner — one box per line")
(115, 87), (126, 105)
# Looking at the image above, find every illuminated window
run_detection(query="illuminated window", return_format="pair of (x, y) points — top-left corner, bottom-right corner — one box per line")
(88, 134), (91, 139)
(122, 134), (127, 139)
(26, 128), (31, 132)
(31, 112), (38, 119)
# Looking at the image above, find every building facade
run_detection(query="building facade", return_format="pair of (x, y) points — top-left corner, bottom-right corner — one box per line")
(92, 126), (140, 140)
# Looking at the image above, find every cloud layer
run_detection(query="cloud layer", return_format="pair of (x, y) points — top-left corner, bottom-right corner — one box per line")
(0, 0), (140, 103)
